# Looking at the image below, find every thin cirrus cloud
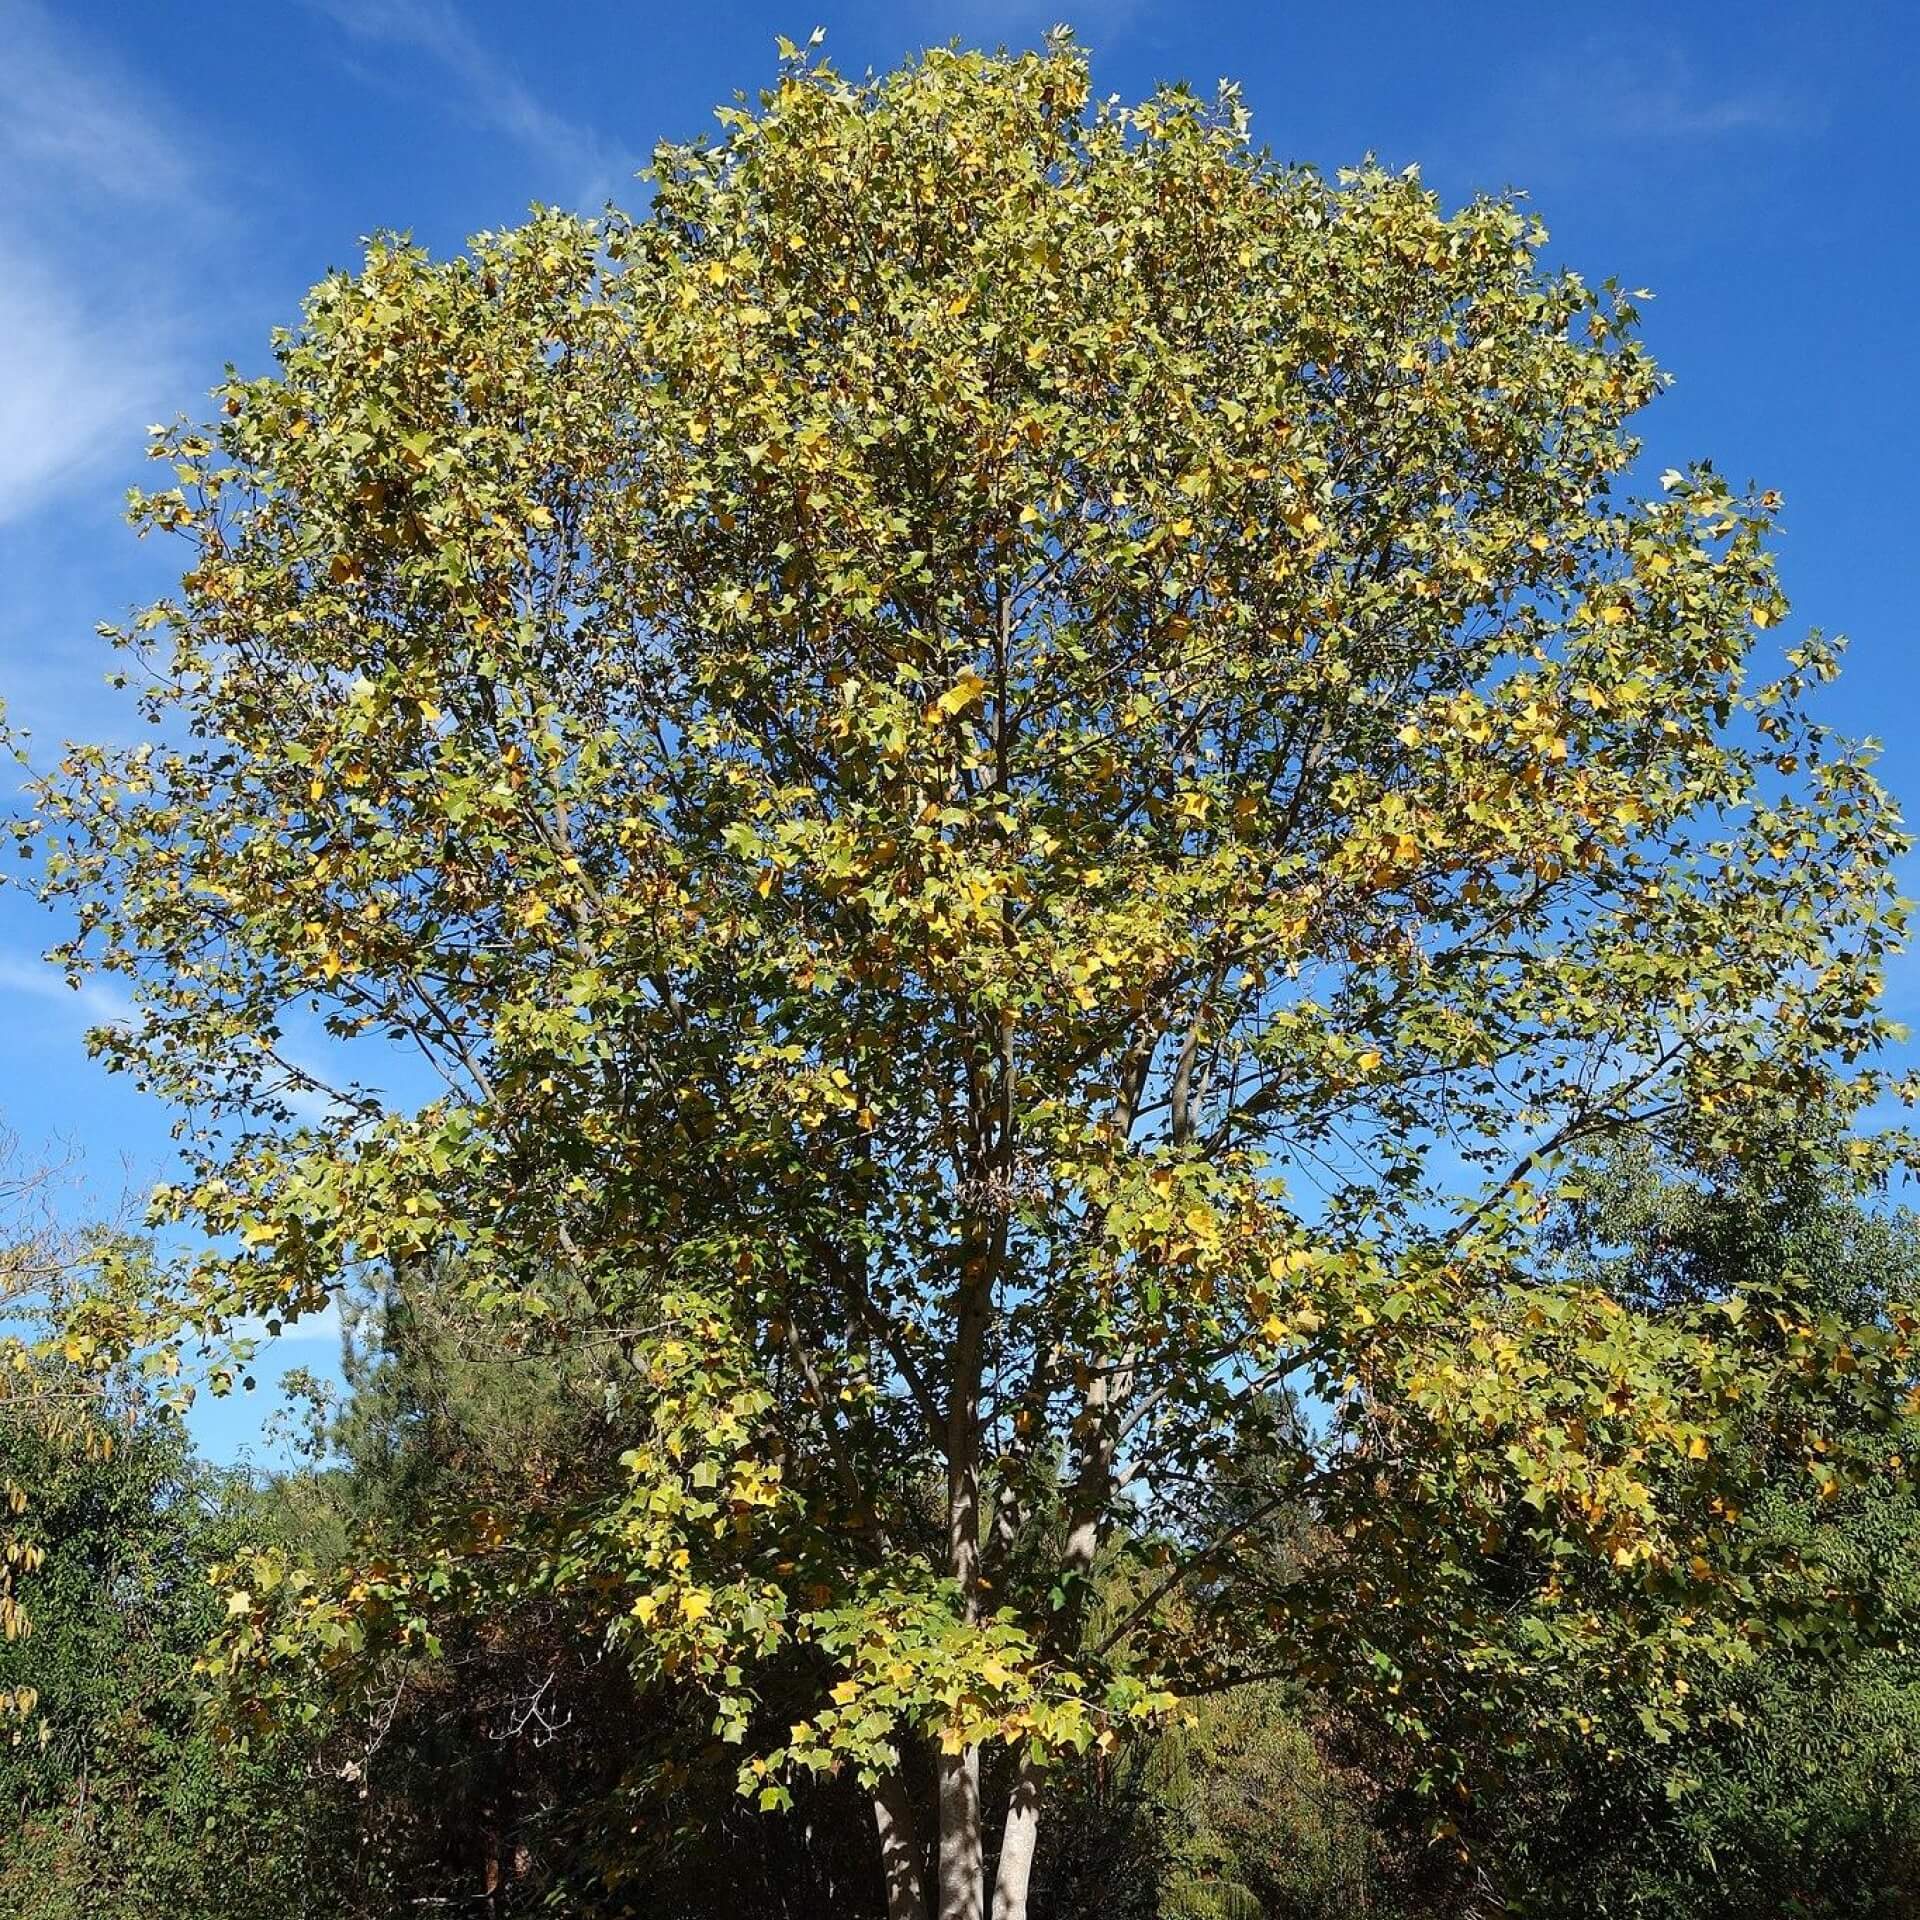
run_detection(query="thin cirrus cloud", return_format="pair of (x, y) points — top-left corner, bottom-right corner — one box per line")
(0, 949), (136, 1036)
(0, 948), (371, 1130)
(0, 1), (192, 205)
(0, 252), (171, 528)
(0, 2), (205, 526)
(310, 0), (637, 210)
(1512, 41), (1809, 161)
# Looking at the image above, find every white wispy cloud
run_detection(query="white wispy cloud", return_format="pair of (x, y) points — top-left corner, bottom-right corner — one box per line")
(234, 1294), (346, 1347)
(0, 3), (194, 206)
(1521, 42), (1807, 153)
(0, 242), (175, 524)
(1418, 36), (1814, 209)
(0, 948), (136, 1031)
(0, 2), (200, 526)
(0, 951), (366, 1125)
(312, 0), (634, 208)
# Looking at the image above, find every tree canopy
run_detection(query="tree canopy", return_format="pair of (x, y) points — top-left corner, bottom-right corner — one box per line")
(12, 35), (1916, 1920)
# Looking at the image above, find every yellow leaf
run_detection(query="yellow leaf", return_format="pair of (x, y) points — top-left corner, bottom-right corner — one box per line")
(934, 669), (988, 719)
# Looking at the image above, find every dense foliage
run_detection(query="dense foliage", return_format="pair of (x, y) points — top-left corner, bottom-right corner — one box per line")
(1436, 1145), (1920, 1916)
(0, 1387), (340, 1917)
(5, 34), (1916, 1920)
(6, 1145), (1919, 1918)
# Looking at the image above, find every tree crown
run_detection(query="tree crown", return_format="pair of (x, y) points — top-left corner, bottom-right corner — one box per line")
(14, 35), (1915, 1850)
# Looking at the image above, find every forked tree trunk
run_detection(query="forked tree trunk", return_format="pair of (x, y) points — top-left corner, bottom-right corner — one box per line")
(873, 1773), (929, 1920)
(937, 1744), (985, 1920)
(990, 1756), (1043, 1920)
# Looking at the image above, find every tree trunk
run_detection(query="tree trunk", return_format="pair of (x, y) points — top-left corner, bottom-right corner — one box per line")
(941, 1213), (990, 1920)
(873, 1773), (930, 1920)
(938, 1744), (984, 1920)
(990, 1754), (1043, 1920)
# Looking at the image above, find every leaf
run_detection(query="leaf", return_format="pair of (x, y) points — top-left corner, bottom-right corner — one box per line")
(933, 669), (988, 720)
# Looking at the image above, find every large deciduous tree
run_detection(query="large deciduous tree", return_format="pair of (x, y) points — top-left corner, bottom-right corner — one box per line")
(14, 38), (1916, 1920)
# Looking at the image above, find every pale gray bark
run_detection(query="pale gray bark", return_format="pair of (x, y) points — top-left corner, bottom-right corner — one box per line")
(873, 1774), (929, 1920)
(937, 1744), (984, 1920)
(990, 1756), (1043, 1920)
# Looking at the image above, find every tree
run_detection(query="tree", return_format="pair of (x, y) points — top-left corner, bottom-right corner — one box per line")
(260, 1274), (895, 1916)
(0, 1133), (120, 1693)
(0, 1385), (342, 1919)
(1146, 1685), (1381, 1920)
(1418, 1144), (1920, 1917)
(12, 35), (1916, 1920)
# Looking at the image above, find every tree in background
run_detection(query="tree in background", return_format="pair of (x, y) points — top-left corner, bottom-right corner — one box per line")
(1143, 1686), (1380, 1920)
(13, 34), (1917, 1920)
(0, 1134), (124, 1705)
(1410, 1141), (1920, 1917)
(0, 1385), (346, 1919)
(259, 1272), (895, 1915)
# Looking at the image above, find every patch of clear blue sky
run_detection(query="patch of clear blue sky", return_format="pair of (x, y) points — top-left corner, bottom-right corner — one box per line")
(0, 0), (1914, 1463)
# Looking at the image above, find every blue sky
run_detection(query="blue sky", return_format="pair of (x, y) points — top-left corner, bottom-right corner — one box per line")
(2, 0), (1916, 1460)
